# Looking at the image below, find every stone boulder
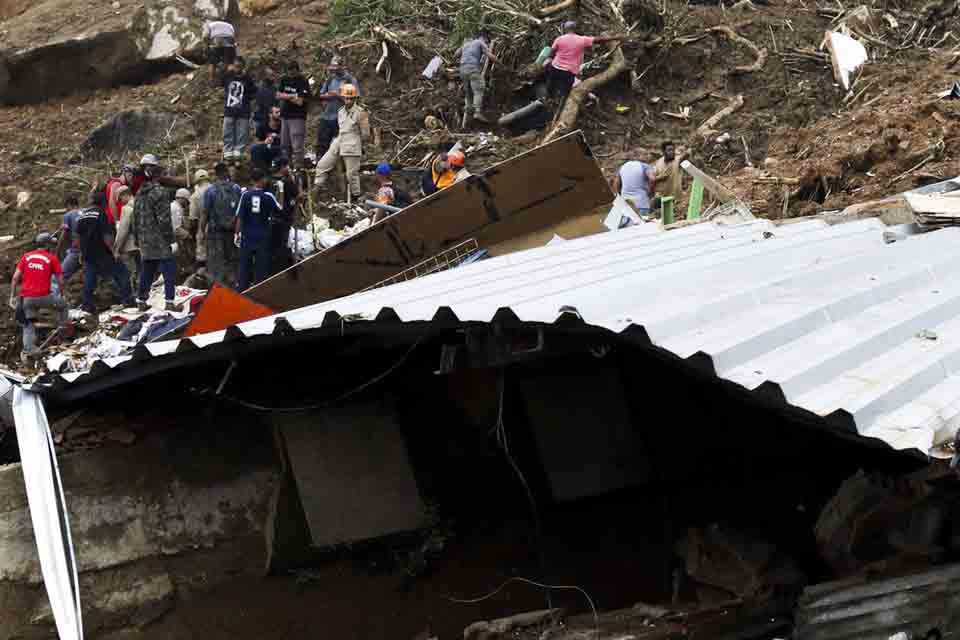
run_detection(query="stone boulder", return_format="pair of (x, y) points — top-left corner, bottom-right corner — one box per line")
(82, 110), (182, 158)
(0, 0), (238, 105)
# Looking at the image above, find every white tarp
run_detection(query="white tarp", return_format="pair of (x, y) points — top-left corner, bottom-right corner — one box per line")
(825, 31), (867, 91)
(13, 388), (83, 640)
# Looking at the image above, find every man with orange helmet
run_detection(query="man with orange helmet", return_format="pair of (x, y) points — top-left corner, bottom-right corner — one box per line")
(315, 83), (370, 201)
(422, 150), (467, 196)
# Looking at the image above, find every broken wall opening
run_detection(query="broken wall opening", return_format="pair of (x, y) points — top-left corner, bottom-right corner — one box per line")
(25, 327), (926, 639)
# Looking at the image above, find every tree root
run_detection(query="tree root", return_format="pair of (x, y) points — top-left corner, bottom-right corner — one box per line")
(709, 25), (768, 74)
(697, 94), (745, 137)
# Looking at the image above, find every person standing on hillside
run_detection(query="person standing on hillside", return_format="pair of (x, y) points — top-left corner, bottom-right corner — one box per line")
(76, 190), (133, 313)
(105, 164), (136, 226)
(203, 162), (243, 287)
(133, 160), (178, 311)
(203, 19), (237, 82)
(653, 140), (684, 207)
(235, 168), (281, 290)
(545, 21), (627, 103)
(276, 61), (311, 167)
(219, 57), (257, 160)
(455, 30), (499, 124)
(612, 159), (656, 215)
(10, 233), (71, 361)
(314, 83), (369, 201)
(55, 195), (83, 282)
(113, 186), (140, 294)
(314, 56), (360, 159)
(189, 169), (213, 272)
(253, 66), (278, 133)
(268, 157), (299, 275)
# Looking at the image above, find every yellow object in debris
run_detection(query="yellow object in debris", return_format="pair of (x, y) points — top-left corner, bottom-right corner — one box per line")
(615, 104), (631, 114)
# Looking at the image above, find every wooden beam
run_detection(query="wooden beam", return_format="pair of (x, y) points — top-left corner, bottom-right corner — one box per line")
(680, 161), (737, 203)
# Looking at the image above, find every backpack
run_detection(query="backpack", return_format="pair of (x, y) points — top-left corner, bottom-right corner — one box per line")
(209, 183), (239, 232)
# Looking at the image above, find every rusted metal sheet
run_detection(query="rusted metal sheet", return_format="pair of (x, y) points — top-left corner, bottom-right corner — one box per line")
(246, 131), (612, 311)
(794, 563), (960, 640)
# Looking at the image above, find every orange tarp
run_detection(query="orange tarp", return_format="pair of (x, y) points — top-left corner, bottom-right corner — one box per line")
(184, 284), (276, 338)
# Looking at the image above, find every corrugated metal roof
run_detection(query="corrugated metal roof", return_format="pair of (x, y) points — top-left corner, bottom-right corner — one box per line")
(37, 217), (960, 455)
(794, 561), (960, 640)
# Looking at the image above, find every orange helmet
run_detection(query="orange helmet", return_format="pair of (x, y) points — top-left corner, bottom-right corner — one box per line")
(340, 83), (359, 98)
(447, 150), (465, 168)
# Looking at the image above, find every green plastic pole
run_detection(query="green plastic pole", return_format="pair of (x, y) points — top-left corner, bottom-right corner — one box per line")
(687, 178), (704, 220)
(661, 196), (675, 225)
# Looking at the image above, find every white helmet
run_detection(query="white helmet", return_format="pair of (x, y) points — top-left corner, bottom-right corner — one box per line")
(176, 188), (191, 199)
(140, 153), (159, 166)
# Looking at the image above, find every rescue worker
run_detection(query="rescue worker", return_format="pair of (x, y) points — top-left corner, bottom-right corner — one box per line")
(10, 233), (70, 361)
(112, 186), (139, 295)
(315, 83), (370, 201)
(55, 195), (83, 281)
(653, 140), (684, 208)
(314, 56), (361, 159)
(202, 162), (242, 287)
(76, 190), (134, 313)
(189, 169), (213, 273)
(454, 30), (499, 123)
(268, 156), (299, 275)
(133, 157), (178, 311)
(422, 150), (465, 196)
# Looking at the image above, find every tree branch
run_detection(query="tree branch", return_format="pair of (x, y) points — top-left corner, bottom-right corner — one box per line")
(542, 46), (628, 144)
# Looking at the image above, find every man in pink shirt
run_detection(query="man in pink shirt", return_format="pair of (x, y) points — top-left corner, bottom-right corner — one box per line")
(546, 21), (626, 102)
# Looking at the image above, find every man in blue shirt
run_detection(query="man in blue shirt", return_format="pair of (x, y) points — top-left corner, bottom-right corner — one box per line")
(314, 56), (360, 159)
(235, 168), (281, 290)
(55, 195), (83, 281)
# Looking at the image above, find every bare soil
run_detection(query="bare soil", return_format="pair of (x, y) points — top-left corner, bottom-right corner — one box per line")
(0, 0), (956, 363)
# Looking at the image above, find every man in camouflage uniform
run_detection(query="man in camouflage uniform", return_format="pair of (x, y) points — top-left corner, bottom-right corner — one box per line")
(202, 162), (242, 287)
(133, 155), (178, 311)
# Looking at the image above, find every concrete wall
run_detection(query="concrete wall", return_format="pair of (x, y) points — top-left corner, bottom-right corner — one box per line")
(0, 423), (279, 638)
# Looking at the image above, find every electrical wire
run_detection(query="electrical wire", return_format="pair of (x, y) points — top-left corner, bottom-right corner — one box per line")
(491, 369), (554, 610)
(218, 336), (425, 412)
(445, 576), (599, 636)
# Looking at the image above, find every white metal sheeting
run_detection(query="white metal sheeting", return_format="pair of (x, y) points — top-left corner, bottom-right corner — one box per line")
(53, 217), (960, 455)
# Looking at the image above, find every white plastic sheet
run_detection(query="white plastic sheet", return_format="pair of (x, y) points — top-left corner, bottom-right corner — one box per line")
(13, 387), (83, 640)
(826, 31), (867, 90)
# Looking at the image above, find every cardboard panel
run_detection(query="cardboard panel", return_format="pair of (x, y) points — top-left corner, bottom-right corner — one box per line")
(246, 131), (613, 310)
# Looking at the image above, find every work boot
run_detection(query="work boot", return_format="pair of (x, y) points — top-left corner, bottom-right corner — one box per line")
(164, 301), (178, 312)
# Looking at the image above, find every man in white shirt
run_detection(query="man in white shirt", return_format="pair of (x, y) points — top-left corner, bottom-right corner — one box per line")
(203, 20), (237, 81)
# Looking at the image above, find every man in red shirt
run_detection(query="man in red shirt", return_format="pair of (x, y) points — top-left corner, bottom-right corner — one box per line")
(105, 164), (137, 224)
(545, 21), (626, 103)
(10, 233), (70, 359)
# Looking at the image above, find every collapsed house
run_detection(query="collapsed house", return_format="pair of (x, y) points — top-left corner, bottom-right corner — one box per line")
(4, 208), (960, 638)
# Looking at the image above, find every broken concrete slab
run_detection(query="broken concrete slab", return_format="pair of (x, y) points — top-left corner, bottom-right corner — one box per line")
(246, 131), (613, 311)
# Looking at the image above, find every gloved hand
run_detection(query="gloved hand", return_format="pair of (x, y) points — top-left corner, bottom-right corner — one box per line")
(170, 242), (179, 255)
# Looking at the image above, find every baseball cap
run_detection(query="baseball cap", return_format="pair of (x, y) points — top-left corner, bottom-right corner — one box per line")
(140, 153), (159, 166)
(176, 188), (191, 199)
(375, 162), (392, 176)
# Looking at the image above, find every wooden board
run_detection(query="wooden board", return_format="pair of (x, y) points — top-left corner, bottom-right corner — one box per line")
(904, 193), (960, 216)
(246, 131), (613, 310)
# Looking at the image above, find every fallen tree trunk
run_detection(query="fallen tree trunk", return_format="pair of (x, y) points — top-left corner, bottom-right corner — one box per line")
(539, 0), (577, 15)
(542, 46), (628, 144)
(710, 25), (768, 74)
(697, 94), (744, 137)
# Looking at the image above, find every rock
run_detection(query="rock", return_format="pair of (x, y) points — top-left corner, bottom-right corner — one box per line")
(0, 0), (238, 106)
(82, 110), (181, 158)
